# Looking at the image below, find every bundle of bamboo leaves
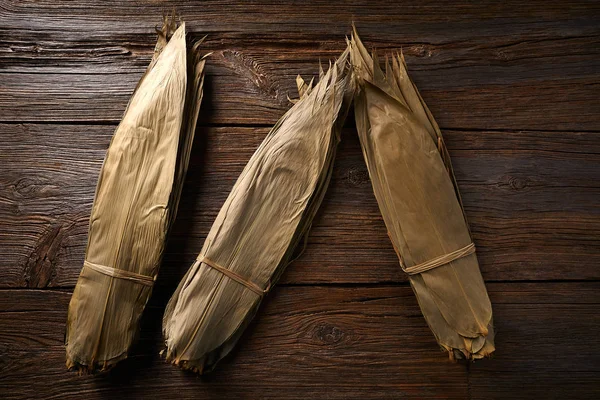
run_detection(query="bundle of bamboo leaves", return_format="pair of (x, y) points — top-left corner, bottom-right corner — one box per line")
(65, 16), (207, 372)
(162, 48), (354, 373)
(65, 19), (494, 373)
(349, 28), (494, 360)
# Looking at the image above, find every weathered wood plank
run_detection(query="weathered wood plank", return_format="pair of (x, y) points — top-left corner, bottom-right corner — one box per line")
(3, 70), (598, 131)
(2, 0), (598, 34)
(0, 1), (598, 129)
(0, 282), (598, 400)
(470, 283), (600, 399)
(1, 54), (597, 131)
(0, 286), (469, 400)
(1, 124), (599, 288)
(3, 31), (599, 75)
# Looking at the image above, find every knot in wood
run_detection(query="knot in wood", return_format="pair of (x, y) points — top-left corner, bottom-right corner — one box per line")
(508, 176), (529, 191)
(347, 166), (369, 186)
(315, 323), (345, 345)
(410, 44), (433, 58)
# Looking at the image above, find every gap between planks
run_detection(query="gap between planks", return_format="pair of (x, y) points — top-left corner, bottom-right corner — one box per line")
(1, 279), (598, 292)
(2, 119), (600, 134)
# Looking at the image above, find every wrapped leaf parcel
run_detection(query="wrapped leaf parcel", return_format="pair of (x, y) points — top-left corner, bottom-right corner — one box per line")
(162, 48), (354, 373)
(65, 19), (207, 372)
(350, 29), (494, 360)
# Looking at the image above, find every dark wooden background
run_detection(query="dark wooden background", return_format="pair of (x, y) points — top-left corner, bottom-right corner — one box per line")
(1, 1), (599, 399)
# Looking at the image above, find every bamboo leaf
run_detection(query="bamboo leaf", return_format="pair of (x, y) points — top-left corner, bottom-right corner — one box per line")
(162, 46), (354, 374)
(350, 28), (494, 360)
(65, 16), (207, 373)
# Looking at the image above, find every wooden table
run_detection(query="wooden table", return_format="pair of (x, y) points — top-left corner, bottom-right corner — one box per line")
(1, 1), (599, 399)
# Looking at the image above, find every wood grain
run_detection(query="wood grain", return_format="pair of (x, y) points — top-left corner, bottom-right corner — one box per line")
(1, 1), (599, 129)
(0, 286), (468, 400)
(2, 124), (598, 288)
(0, 282), (598, 400)
(1, 1), (599, 398)
(469, 283), (600, 400)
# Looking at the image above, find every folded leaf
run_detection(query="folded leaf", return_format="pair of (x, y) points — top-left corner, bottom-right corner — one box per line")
(350, 28), (494, 360)
(65, 17), (207, 372)
(163, 47), (353, 373)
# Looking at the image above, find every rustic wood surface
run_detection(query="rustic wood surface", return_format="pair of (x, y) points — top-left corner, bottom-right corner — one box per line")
(1, 1), (599, 399)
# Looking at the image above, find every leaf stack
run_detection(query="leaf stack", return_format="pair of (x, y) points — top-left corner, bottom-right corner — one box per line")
(65, 17), (207, 372)
(349, 29), (494, 360)
(162, 48), (354, 373)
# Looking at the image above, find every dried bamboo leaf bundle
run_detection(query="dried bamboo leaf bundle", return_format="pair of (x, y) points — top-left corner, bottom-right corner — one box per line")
(350, 28), (494, 360)
(162, 47), (353, 373)
(65, 17), (207, 372)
